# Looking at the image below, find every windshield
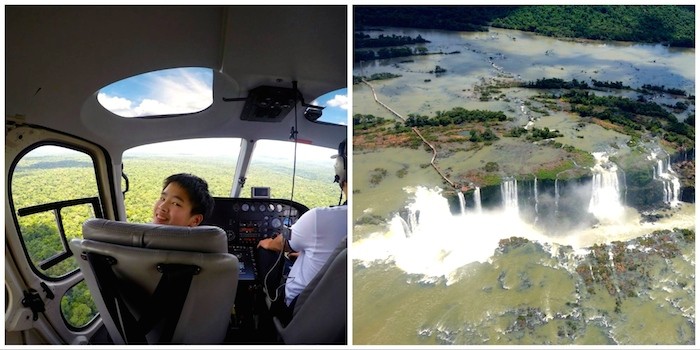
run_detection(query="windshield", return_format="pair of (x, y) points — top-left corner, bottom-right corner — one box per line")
(122, 138), (339, 223)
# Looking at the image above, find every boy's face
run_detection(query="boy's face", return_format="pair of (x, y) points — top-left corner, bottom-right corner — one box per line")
(153, 182), (203, 227)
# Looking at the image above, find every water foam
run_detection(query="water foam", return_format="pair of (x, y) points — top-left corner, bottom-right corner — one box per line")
(588, 152), (625, 223)
(354, 185), (694, 284)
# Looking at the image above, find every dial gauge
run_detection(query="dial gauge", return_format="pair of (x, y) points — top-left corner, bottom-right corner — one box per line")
(271, 218), (282, 229)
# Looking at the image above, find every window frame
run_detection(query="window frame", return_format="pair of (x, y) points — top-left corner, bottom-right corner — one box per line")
(8, 141), (107, 282)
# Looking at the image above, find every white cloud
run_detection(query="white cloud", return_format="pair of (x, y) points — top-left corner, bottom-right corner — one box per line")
(151, 70), (212, 112)
(97, 93), (135, 117)
(326, 94), (349, 110)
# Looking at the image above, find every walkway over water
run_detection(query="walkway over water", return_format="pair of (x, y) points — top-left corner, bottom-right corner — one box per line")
(361, 79), (458, 189)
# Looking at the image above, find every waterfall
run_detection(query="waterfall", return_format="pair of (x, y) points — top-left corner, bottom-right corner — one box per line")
(648, 151), (681, 207)
(457, 191), (466, 216)
(588, 152), (625, 222)
(473, 186), (482, 214)
(408, 207), (419, 234)
(554, 178), (560, 216)
(533, 178), (539, 224)
(501, 179), (519, 217)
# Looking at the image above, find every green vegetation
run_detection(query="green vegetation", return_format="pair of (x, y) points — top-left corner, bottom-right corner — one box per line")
(353, 72), (402, 84)
(355, 47), (415, 62)
(354, 113), (389, 129)
(354, 32), (429, 48)
(492, 6), (694, 47)
(396, 164), (409, 178)
(355, 6), (515, 32)
(369, 167), (388, 186)
(526, 78), (589, 90)
(431, 65), (447, 74)
(592, 80), (629, 90)
(514, 78), (695, 150)
(406, 108), (507, 127)
(526, 127), (563, 142)
(640, 84), (688, 97)
(469, 128), (499, 143)
(484, 162), (499, 172)
(563, 90), (694, 148)
(505, 126), (563, 142)
(355, 6), (694, 47)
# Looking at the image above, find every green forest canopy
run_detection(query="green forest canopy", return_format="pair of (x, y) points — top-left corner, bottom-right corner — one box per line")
(355, 5), (694, 47)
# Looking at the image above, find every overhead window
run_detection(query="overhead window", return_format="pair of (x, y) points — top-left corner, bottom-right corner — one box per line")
(97, 67), (213, 118)
(306, 88), (348, 126)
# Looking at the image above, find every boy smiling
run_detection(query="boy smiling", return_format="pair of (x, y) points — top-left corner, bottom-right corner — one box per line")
(153, 173), (215, 227)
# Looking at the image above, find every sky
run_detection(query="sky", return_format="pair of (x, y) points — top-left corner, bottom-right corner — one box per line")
(97, 67), (348, 125)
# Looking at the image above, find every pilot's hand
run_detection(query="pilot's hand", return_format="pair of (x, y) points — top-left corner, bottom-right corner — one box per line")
(286, 251), (300, 262)
(257, 233), (284, 252)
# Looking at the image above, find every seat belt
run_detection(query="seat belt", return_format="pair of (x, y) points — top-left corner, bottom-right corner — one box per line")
(85, 252), (199, 344)
(138, 263), (200, 343)
(86, 252), (147, 344)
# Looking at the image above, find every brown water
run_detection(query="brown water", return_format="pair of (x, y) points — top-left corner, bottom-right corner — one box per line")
(352, 26), (695, 345)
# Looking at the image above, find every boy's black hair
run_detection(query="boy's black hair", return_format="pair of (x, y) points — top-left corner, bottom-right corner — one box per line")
(163, 173), (215, 221)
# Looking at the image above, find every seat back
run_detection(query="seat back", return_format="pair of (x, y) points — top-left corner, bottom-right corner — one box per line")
(274, 237), (347, 344)
(69, 218), (239, 344)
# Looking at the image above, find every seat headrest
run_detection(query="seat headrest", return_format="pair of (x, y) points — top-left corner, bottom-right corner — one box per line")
(82, 218), (227, 254)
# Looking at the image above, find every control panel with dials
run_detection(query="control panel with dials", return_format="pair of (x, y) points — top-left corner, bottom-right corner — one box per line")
(202, 197), (309, 281)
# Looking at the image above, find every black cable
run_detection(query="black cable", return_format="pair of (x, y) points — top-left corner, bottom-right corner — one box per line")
(289, 102), (298, 203)
(264, 82), (301, 302)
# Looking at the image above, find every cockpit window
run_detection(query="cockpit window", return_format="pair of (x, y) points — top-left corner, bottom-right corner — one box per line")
(123, 138), (240, 223)
(245, 140), (342, 208)
(307, 88), (348, 125)
(97, 67), (213, 118)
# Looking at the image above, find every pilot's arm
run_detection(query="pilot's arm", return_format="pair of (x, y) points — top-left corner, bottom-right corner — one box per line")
(257, 233), (296, 259)
(257, 233), (285, 252)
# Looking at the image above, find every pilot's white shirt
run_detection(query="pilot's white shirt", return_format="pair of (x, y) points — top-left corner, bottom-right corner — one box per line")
(286, 205), (347, 306)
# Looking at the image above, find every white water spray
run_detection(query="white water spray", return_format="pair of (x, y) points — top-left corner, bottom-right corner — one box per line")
(457, 191), (466, 216)
(588, 152), (625, 223)
(501, 178), (519, 217)
(554, 178), (560, 216)
(353, 186), (694, 284)
(533, 178), (539, 223)
(473, 187), (483, 214)
(648, 151), (681, 207)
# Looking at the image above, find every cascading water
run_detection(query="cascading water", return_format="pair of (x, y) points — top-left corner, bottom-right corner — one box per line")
(533, 178), (539, 224)
(473, 186), (482, 214)
(501, 178), (519, 217)
(588, 152), (625, 223)
(554, 178), (560, 216)
(457, 191), (466, 215)
(648, 151), (681, 207)
(354, 185), (694, 284)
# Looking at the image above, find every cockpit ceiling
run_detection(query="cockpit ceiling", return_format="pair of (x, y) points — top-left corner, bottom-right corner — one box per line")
(6, 6), (347, 150)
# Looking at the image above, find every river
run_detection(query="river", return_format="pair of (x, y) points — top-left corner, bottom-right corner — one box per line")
(352, 27), (695, 345)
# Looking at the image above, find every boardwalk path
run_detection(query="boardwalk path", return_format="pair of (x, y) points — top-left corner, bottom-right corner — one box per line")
(361, 79), (457, 189)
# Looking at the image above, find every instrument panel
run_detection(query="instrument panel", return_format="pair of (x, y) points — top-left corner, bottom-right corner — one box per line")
(202, 197), (309, 280)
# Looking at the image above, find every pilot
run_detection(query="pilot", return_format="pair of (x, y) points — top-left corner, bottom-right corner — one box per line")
(257, 139), (348, 324)
(153, 173), (215, 227)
